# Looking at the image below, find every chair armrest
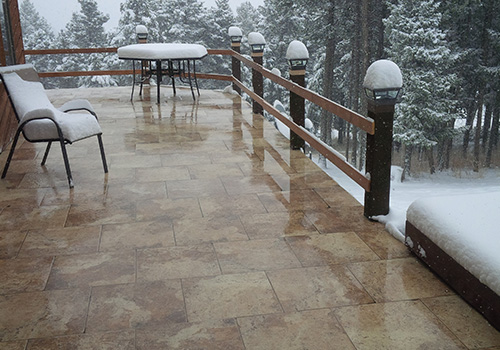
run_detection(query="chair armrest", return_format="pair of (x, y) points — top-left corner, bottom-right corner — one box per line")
(21, 108), (57, 123)
(58, 99), (96, 116)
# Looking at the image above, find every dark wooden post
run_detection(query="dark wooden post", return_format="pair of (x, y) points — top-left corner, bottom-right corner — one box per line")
(289, 70), (305, 150)
(286, 41), (309, 150)
(249, 32), (265, 115)
(364, 103), (395, 217)
(363, 59), (402, 218)
(228, 26), (242, 95)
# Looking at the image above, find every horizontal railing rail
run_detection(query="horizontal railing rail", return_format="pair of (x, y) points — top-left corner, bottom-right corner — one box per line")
(23, 46), (372, 191)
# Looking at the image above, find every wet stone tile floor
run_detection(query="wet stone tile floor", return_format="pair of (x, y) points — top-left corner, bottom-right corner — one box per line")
(0, 85), (499, 349)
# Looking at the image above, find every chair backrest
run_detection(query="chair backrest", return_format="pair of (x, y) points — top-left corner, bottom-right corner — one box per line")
(0, 64), (52, 122)
(0, 63), (40, 83)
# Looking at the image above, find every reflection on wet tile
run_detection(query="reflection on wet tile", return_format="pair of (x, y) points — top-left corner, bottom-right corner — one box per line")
(135, 197), (202, 222)
(239, 211), (317, 239)
(314, 186), (361, 207)
(137, 245), (220, 281)
(335, 301), (467, 350)
(215, 239), (301, 274)
(348, 258), (452, 302)
(26, 330), (135, 350)
(0, 230), (27, 259)
(356, 229), (410, 260)
(303, 208), (352, 233)
(135, 166), (191, 182)
(136, 320), (245, 350)
(0, 289), (89, 341)
(173, 216), (248, 245)
(100, 220), (175, 251)
(422, 296), (500, 349)
(46, 252), (136, 290)
(267, 266), (373, 312)
(188, 163), (244, 179)
(287, 232), (380, 266)
(199, 194), (267, 217)
(19, 227), (100, 257)
(238, 309), (356, 350)
(0, 340), (27, 350)
(0, 257), (52, 294)
(221, 175), (282, 195)
(258, 189), (329, 212)
(183, 272), (282, 322)
(166, 178), (227, 199)
(106, 182), (167, 201)
(65, 200), (135, 227)
(0, 205), (69, 231)
(86, 281), (186, 332)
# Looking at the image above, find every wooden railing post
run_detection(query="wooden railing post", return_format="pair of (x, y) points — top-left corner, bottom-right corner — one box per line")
(363, 60), (403, 218)
(228, 26), (242, 95)
(248, 32), (266, 115)
(286, 40), (309, 150)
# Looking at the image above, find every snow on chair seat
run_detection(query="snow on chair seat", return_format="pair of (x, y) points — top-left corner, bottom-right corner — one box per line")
(405, 191), (500, 330)
(0, 64), (108, 188)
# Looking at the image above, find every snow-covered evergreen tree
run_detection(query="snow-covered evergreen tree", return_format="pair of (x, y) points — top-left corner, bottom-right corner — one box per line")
(55, 0), (113, 87)
(385, 0), (460, 177)
(19, 0), (57, 83)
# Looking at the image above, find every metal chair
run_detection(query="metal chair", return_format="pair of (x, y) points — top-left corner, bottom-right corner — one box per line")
(0, 64), (108, 188)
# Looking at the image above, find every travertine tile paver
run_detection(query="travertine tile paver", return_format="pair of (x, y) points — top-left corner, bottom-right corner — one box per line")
(0, 87), (497, 348)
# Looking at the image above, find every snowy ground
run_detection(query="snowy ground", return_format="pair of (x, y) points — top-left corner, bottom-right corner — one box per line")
(314, 156), (500, 242)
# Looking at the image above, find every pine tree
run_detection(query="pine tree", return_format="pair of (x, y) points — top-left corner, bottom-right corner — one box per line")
(19, 0), (57, 84)
(385, 0), (459, 178)
(55, 0), (112, 87)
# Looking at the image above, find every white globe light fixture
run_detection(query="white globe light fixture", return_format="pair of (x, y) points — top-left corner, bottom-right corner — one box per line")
(286, 40), (309, 71)
(248, 32), (266, 54)
(363, 59), (403, 103)
(228, 26), (243, 44)
(136, 25), (148, 43)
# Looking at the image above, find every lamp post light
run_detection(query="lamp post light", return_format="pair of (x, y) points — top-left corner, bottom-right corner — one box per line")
(228, 26), (243, 47)
(286, 40), (309, 150)
(248, 32), (266, 114)
(228, 26), (243, 95)
(363, 59), (403, 218)
(248, 32), (266, 56)
(135, 25), (148, 43)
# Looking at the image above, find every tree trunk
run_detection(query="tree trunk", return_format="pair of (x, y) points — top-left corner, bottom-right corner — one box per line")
(402, 145), (413, 182)
(473, 94), (484, 172)
(427, 147), (436, 174)
(462, 103), (476, 158)
(319, 1), (337, 167)
(486, 93), (500, 167)
(482, 102), (492, 151)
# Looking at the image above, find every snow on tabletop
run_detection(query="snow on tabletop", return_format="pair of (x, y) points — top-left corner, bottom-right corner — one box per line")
(248, 32), (266, 45)
(363, 59), (403, 90)
(118, 43), (208, 60)
(228, 26), (242, 37)
(286, 40), (309, 60)
(407, 191), (500, 295)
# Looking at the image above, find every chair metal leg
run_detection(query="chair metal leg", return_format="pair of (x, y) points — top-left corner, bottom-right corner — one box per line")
(97, 134), (108, 173)
(41, 142), (52, 166)
(1, 128), (22, 179)
(58, 139), (74, 188)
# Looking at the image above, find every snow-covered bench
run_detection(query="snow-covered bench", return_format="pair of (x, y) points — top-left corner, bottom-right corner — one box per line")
(405, 191), (500, 330)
